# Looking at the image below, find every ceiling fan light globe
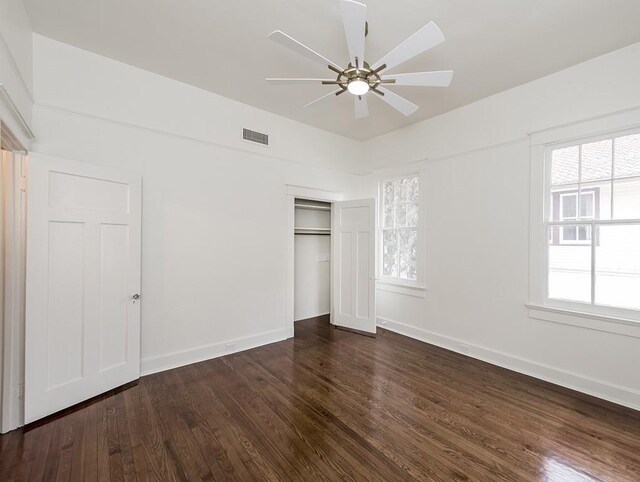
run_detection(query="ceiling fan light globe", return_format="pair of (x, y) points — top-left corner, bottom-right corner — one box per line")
(347, 79), (370, 96)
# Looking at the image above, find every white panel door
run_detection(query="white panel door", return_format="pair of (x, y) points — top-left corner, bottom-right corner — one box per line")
(25, 153), (141, 423)
(332, 199), (376, 334)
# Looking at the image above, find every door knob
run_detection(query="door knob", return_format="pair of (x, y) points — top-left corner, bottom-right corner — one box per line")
(132, 293), (141, 302)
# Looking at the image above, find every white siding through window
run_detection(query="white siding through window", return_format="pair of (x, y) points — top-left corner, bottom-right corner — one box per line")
(546, 130), (640, 311)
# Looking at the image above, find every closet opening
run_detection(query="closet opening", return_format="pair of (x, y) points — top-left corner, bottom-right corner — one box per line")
(293, 198), (332, 334)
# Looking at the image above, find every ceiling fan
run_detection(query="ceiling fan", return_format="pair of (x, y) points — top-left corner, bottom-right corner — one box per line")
(266, 0), (453, 119)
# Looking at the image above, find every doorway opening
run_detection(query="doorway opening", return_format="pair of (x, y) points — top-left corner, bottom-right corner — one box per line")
(294, 198), (332, 333)
(286, 186), (377, 339)
(0, 121), (28, 433)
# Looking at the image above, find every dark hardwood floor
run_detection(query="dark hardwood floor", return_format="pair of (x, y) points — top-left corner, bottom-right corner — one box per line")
(2, 316), (640, 481)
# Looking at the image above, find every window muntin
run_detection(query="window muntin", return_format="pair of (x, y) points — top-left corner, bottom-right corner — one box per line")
(546, 131), (640, 312)
(381, 174), (419, 282)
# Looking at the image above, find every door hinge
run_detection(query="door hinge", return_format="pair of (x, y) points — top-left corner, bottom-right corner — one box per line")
(18, 382), (24, 399)
(19, 176), (26, 192)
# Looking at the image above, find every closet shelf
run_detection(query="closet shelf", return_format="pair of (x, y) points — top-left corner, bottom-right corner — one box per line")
(294, 204), (331, 211)
(294, 227), (331, 231)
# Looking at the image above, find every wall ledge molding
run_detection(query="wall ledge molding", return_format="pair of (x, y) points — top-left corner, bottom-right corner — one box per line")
(377, 316), (640, 412)
(141, 328), (287, 376)
(367, 137), (530, 175)
(528, 105), (640, 146)
(34, 102), (368, 176)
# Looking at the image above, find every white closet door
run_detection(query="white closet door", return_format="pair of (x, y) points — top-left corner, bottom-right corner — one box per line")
(25, 153), (142, 423)
(331, 199), (376, 334)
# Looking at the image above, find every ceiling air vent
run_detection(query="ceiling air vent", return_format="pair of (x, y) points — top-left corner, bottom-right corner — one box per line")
(242, 128), (269, 146)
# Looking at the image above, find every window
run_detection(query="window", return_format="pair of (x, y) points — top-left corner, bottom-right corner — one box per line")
(545, 130), (640, 312)
(380, 174), (419, 282)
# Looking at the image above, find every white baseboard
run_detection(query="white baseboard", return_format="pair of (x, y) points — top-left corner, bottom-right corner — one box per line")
(141, 328), (287, 376)
(377, 316), (640, 412)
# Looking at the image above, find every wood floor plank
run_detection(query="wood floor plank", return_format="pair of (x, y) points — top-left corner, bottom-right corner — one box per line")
(2, 315), (639, 481)
(291, 331), (578, 476)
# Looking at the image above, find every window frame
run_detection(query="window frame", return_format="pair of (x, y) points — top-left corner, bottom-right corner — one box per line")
(533, 124), (640, 322)
(377, 172), (425, 289)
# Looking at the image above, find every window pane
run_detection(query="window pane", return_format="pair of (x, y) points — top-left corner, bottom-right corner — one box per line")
(382, 230), (398, 277)
(580, 192), (594, 219)
(398, 229), (417, 280)
(406, 202), (418, 227)
(561, 194), (577, 219)
(614, 133), (640, 178)
(551, 146), (579, 186)
(394, 179), (406, 204)
(580, 182), (611, 220)
(613, 177), (640, 220)
(384, 204), (394, 228)
(578, 226), (591, 241)
(562, 226), (577, 241)
(581, 139), (612, 182)
(560, 225), (591, 243)
(395, 203), (407, 227)
(548, 226), (592, 303)
(383, 181), (395, 206)
(595, 225), (640, 310)
(407, 176), (419, 204)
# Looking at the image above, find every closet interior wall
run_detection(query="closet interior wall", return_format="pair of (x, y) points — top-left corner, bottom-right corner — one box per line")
(294, 199), (332, 322)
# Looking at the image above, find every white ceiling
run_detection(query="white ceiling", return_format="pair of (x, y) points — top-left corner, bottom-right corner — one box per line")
(24, 0), (640, 141)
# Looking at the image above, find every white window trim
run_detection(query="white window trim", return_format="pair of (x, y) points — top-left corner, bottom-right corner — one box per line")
(377, 171), (427, 290)
(529, 108), (640, 333)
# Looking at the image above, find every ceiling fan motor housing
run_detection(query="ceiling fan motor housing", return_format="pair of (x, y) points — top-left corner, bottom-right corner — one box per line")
(328, 61), (392, 96)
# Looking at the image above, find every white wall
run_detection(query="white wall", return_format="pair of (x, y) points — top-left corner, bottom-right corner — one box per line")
(0, 0), (32, 147)
(26, 26), (640, 411)
(360, 42), (640, 410)
(362, 42), (640, 171)
(31, 35), (362, 374)
(33, 35), (363, 175)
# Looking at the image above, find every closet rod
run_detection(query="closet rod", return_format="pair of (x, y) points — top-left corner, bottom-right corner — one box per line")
(294, 204), (331, 211)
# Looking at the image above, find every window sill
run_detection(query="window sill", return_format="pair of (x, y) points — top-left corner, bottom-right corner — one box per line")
(377, 280), (427, 298)
(526, 303), (640, 339)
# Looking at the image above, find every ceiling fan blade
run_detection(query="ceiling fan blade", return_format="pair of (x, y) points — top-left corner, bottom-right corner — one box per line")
(304, 89), (342, 108)
(266, 78), (333, 84)
(372, 21), (445, 72)
(355, 95), (369, 119)
(268, 30), (342, 70)
(339, 0), (366, 67)
(375, 87), (419, 116)
(390, 70), (453, 87)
